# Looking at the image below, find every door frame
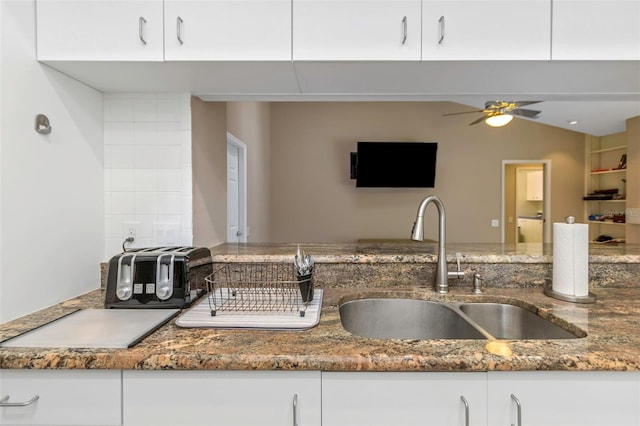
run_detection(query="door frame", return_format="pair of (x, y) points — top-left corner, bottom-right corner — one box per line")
(501, 159), (551, 244)
(227, 132), (248, 243)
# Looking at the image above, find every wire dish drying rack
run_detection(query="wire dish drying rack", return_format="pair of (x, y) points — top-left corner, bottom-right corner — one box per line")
(206, 263), (314, 317)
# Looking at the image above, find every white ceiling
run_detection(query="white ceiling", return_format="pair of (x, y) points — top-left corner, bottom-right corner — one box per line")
(45, 60), (640, 137)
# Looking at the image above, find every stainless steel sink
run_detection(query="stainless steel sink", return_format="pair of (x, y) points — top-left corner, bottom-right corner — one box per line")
(339, 298), (485, 339)
(458, 303), (580, 340)
(339, 298), (583, 340)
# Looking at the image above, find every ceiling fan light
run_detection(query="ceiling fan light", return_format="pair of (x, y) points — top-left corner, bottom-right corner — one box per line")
(485, 113), (513, 127)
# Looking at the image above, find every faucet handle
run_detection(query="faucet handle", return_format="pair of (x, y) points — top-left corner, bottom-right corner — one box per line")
(447, 252), (465, 280)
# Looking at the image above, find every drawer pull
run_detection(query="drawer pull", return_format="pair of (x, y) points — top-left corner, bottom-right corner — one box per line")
(460, 395), (469, 426)
(511, 393), (522, 426)
(292, 393), (298, 426)
(0, 395), (40, 407)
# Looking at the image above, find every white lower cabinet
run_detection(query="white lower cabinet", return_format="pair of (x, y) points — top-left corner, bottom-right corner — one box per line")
(122, 370), (321, 426)
(0, 369), (122, 426)
(321, 372), (488, 426)
(488, 371), (640, 426)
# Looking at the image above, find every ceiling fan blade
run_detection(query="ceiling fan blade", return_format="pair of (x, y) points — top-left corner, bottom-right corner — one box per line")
(468, 116), (487, 126)
(513, 101), (541, 108)
(443, 110), (484, 116)
(512, 108), (541, 118)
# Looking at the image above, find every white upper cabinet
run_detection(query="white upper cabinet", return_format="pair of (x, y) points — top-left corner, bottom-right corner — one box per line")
(164, 0), (292, 60)
(292, 0), (422, 61)
(422, 0), (551, 60)
(552, 0), (640, 60)
(36, 0), (164, 61)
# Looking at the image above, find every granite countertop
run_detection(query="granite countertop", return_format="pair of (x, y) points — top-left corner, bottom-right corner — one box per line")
(1, 285), (640, 372)
(2, 243), (640, 372)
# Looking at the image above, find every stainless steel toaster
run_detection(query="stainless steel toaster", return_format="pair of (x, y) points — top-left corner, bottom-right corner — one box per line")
(104, 246), (212, 309)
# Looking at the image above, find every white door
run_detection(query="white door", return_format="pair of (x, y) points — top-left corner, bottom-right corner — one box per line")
(422, 0), (551, 60)
(227, 143), (241, 243)
(36, 0), (164, 61)
(488, 371), (640, 426)
(322, 372), (488, 426)
(293, 0), (422, 60)
(552, 0), (640, 60)
(164, 0), (291, 60)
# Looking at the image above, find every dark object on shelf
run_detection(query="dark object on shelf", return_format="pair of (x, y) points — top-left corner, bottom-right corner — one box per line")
(584, 194), (613, 200)
(594, 188), (619, 194)
(612, 214), (626, 223)
(617, 154), (627, 169)
(595, 235), (614, 242)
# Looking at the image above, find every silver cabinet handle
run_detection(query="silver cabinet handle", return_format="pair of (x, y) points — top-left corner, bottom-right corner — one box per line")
(438, 15), (445, 44)
(292, 394), (298, 426)
(511, 394), (522, 426)
(402, 16), (407, 44)
(0, 395), (40, 407)
(177, 16), (184, 45)
(460, 395), (469, 426)
(139, 17), (147, 45)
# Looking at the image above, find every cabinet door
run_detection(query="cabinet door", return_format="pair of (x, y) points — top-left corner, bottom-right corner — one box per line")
(526, 170), (543, 201)
(552, 0), (640, 60)
(164, 0), (291, 60)
(422, 0), (551, 60)
(293, 0), (421, 60)
(488, 371), (640, 426)
(0, 369), (121, 425)
(322, 372), (487, 426)
(36, 0), (164, 61)
(123, 370), (321, 426)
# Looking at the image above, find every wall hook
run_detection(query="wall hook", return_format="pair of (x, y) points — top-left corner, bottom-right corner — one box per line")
(35, 114), (51, 134)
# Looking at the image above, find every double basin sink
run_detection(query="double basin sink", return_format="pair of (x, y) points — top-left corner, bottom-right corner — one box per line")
(340, 298), (584, 340)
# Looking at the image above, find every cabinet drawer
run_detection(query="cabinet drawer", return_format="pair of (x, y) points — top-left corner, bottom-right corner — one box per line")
(123, 370), (321, 426)
(0, 369), (122, 425)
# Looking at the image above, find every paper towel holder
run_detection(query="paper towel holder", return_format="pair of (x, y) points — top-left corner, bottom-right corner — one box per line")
(544, 215), (596, 303)
(543, 287), (596, 303)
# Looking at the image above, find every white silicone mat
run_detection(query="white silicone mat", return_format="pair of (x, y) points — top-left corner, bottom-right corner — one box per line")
(176, 289), (323, 330)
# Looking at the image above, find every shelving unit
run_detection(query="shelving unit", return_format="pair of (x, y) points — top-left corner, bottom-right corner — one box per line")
(584, 135), (627, 242)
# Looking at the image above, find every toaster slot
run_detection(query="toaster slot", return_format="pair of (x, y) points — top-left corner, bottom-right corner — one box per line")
(156, 254), (175, 300)
(116, 254), (136, 301)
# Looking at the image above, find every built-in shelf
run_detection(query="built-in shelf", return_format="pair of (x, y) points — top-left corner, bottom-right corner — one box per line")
(588, 220), (626, 226)
(584, 199), (626, 202)
(590, 169), (627, 175)
(589, 145), (627, 154)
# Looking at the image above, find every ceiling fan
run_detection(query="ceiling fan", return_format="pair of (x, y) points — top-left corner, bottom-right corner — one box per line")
(444, 101), (542, 127)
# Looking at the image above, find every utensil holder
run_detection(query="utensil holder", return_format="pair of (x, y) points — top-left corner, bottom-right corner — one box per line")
(296, 273), (314, 302)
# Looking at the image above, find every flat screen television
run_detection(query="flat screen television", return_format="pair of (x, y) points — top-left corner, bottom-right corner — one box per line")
(353, 142), (437, 188)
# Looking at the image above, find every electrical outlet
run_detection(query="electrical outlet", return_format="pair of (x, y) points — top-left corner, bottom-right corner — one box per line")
(123, 222), (141, 242)
(491, 219), (500, 227)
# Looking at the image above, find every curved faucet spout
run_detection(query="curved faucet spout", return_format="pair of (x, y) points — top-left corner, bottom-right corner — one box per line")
(411, 195), (450, 293)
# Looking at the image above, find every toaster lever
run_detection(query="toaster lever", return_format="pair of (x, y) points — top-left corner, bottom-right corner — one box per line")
(116, 254), (136, 301)
(156, 254), (175, 300)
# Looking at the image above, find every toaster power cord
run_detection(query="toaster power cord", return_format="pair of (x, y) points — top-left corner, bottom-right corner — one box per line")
(122, 236), (134, 253)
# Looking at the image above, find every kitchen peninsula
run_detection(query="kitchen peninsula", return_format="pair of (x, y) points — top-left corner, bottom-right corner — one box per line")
(2, 242), (640, 425)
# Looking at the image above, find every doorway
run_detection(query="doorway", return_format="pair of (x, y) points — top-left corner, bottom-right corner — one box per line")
(227, 132), (247, 243)
(501, 160), (551, 244)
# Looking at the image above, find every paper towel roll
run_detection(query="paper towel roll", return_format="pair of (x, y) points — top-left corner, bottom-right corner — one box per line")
(552, 222), (589, 297)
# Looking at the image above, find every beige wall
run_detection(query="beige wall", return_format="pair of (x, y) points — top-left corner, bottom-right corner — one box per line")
(270, 102), (586, 243)
(227, 102), (272, 242)
(192, 97), (227, 247)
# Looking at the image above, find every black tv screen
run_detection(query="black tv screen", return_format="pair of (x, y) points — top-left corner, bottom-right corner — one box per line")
(354, 142), (437, 188)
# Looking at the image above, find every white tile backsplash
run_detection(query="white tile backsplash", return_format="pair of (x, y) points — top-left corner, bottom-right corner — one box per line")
(104, 93), (193, 258)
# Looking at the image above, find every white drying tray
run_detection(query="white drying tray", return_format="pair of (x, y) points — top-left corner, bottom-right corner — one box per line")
(176, 289), (323, 330)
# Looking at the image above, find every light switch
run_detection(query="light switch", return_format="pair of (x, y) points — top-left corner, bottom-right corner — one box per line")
(491, 219), (500, 227)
